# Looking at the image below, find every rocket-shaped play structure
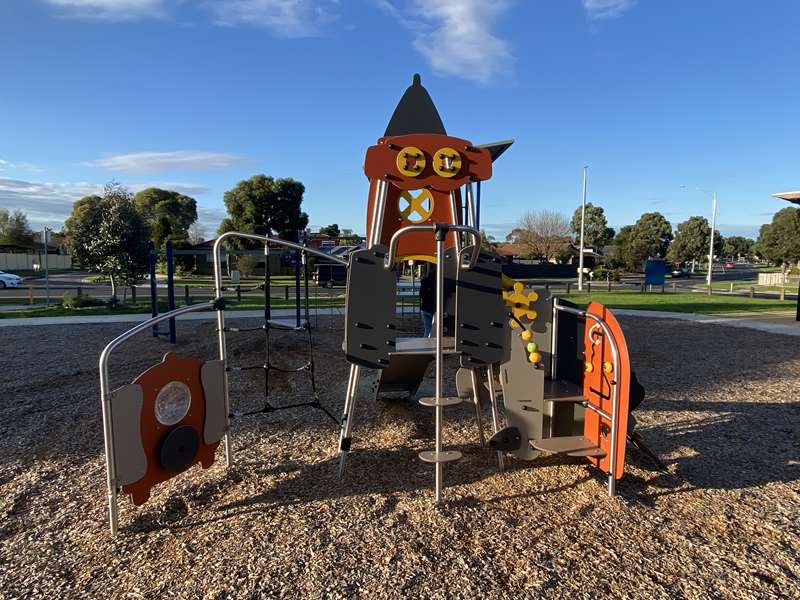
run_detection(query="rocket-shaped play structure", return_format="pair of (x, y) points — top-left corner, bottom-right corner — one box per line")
(97, 74), (655, 535)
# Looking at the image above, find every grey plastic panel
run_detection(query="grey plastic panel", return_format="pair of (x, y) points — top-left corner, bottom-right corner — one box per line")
(375, 353), (433, 399)
(456, 248), (509, 367)
(201, 359), (227, 444)
(344, 246), (398, 369)
(110, 384), (147, 485)
(499, 334), (544, 460)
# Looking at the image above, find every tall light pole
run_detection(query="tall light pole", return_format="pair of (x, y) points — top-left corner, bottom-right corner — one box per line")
(578, 166), (588, 292)
(707, 192), (717, 287)
(680, 186), (718, 286)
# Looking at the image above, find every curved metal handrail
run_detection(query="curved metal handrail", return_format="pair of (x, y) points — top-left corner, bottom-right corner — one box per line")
(99, 299), (217, 535)
(385, 224), (481, 270)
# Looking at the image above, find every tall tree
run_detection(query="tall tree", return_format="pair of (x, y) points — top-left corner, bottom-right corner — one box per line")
(218, 175), (309, 248)
(756, 207), (800, 267)
(569, 202), (615, 248)
(510, 210), (571, 261)
(133, 187), (198, 248)
(722, 236), (754, 260)
(319, 223), (340, 238)
(668, 216), (723, 266)
(614, 212), (673, 270)
(0, 208), (35, 247)
(66, 183), (150, 300)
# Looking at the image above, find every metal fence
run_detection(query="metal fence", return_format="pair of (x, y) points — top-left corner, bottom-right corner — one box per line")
(0, 253), (72, 271)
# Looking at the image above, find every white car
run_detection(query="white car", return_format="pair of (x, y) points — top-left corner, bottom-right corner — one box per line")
(0, 271), (23, 288)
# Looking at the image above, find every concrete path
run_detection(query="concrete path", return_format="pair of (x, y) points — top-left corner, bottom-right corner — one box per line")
(2, 306), (797, 336)
(614, 309), (800, 337)
(0, 307), (345, 328)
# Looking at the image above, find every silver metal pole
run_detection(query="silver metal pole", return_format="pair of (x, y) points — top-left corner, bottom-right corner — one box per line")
(550, 298), (559, 380)
(469, 368), (486, 448)
(578, 167), (587, 292)
(337, 363), (361, 477)
(99, 300), (216, 535)
(212, 236), (233, 466)
(486, 366), (504, 471)
(465, 183), (476, 229)
(449, 191), (462, 256)
(707, 192), (717, 287)
(434, 235), (445, 501)
(42, 227), (50, 307)
(369, 180), (388, 248)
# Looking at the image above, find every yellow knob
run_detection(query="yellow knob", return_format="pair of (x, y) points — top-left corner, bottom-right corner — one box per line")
(521, 329), (532, 341)
(584, 361), (594, 373)
(529, 352), (542, 364)
(603, 361), (613, 373)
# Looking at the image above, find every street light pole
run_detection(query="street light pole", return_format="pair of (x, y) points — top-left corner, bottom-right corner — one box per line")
(707, 192), (717, 287)
(578, 166), (588, 292)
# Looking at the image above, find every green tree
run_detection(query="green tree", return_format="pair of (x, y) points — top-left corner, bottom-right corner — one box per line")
(570, 203), (615, 248)
(319, 223), (340, 238)
(133, 187), (198, 248)
(756, 207), (800, 267)
(613, 212), (673, 270)
(722, 235), (753, 260)
(0, 208), (35, 247)
(66, 183), (150, 301)
(218, 175), (309, 248)
(668, 216), (723, 266)
(480, 229), (498, 250)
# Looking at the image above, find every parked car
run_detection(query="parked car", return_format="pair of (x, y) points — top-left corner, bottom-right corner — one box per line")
(670, 265), (690, 278)
(314, 263), (347, 288)
(724, 261), (735, 269)
(0, 271), (23, 288)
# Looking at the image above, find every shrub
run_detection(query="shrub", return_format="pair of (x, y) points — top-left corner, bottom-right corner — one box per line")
(61, 292), (104, 309)
(592, 266), (621, 282)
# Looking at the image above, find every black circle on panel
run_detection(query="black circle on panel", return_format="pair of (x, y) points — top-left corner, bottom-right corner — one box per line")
(159, 426), (199, 472)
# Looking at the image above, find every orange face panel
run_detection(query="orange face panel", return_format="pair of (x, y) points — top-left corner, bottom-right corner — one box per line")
(122, 353), (220, 505)
(581, 302), (630, 480)
(364, 134), (492, 192)
(365, 181), (462, 257)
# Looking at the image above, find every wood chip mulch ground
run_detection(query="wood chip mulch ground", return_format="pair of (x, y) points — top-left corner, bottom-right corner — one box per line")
(0, 315), (798, 598)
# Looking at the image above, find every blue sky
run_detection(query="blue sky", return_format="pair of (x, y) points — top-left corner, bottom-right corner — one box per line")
(1, 0), (798, 240)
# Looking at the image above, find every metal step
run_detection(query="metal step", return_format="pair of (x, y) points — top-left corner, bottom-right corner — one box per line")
(419, 396), (462, 407)
(543, 379), (588, 403)
(532, 435), (606, 458)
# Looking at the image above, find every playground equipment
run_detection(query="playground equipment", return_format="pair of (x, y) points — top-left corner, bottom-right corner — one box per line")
(148, 240), (176, 344)
(99, 74), (657, 535)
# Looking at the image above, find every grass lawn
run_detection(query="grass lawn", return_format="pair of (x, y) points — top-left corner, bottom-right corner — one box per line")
(557, 290), (795, 314)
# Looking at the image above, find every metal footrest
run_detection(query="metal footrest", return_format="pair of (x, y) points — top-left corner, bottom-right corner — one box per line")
(419, 450), (462, 464)
(532, 436), (606, 458)
(419, 396), (462, 407)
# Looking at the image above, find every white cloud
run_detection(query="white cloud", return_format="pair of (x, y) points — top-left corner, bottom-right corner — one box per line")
(0, 159), (44, 173)
(82, 151), (252, 173)
(582, 0), (637, 20)
(378, 0), (512, 85)
(44, 0), (167, 20)
(0, 177), (211, 228)
(207, 0), (338, 37)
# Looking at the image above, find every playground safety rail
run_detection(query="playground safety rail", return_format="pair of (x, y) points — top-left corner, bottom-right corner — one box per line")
(99, 299), (220, 535)
(552, 299), (621, 496)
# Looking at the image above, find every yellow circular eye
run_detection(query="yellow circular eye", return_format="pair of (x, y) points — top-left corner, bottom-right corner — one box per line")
(396, 146), (426, 177)
(432, 147), (462, 178)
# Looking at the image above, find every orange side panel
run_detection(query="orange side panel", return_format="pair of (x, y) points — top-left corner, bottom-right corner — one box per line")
(582, 302), (630, 480)
(122, 353), (219, 506)
(365, 180), (461, 258)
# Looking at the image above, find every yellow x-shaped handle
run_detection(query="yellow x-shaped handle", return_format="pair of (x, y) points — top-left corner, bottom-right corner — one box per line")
(399, 190), (434, 223)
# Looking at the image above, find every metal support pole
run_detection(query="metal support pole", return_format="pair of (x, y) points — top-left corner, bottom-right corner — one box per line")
(470, 369), (486, 448)
(337, 363), (361, 477)
(476, 181), (481, 231)
(707, 192), (717, 287)
(578, 167), (587, 292)
(166, 240), (176, 344)
(433, 234), (445, 501)
(148, 241), (158, 337)
(42, 227), (50, 307)
(486, 366), (504, 471)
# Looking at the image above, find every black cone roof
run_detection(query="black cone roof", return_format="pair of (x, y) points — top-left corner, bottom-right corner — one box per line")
(384, 74), (446, 136)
